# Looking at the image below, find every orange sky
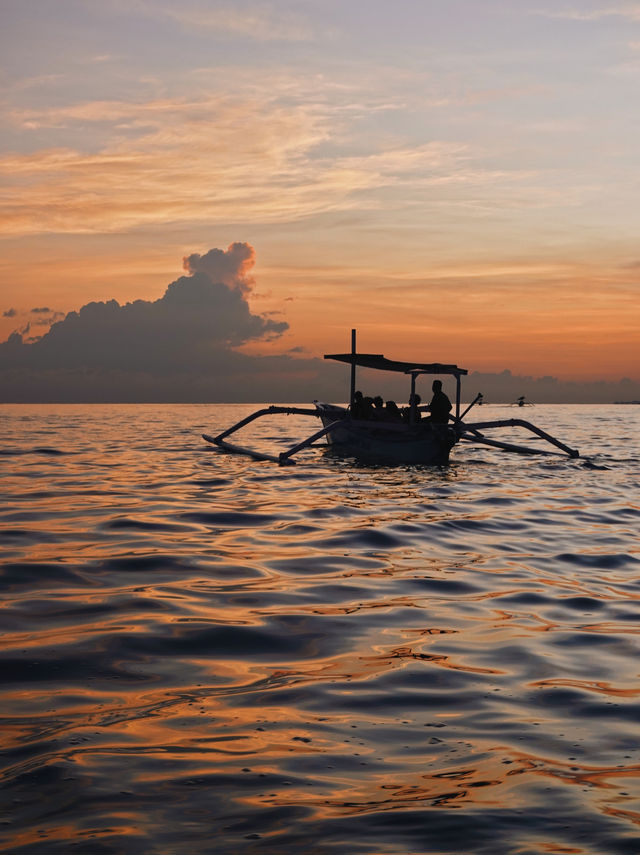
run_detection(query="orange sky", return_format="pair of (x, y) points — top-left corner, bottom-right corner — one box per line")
(2, 237), (636, 382)
(1, 1), (639, 387)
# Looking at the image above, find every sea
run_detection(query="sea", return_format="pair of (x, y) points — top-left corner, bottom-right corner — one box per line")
(1, 403), (639, 855)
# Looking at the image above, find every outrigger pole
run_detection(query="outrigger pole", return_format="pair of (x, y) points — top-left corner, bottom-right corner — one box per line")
(459, 392), (484, 420)
(458, 417), (579, 458)
(202, 405), (327, 465)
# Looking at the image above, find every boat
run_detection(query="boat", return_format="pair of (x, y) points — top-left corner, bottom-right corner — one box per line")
(311, 403), (456, 465)
(312, 349), (464, 464)
(202, 330), (580, 465)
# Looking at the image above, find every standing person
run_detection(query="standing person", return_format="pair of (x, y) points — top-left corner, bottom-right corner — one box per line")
(426, 380), (452, 424)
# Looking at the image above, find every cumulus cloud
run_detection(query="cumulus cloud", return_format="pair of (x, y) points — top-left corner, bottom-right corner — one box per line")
(25, 307), (66, 329)
(182, 242), (256, 294)
(3, 242), (287, 365)
(31, 311), (65, 327)
(1, 307), (66, 344)
(0, 242), (333, 402)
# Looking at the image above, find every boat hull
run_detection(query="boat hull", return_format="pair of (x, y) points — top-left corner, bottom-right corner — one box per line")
(316, 404), (457, 465)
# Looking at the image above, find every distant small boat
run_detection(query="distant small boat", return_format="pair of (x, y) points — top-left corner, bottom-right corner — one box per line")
(203, 331), (579, 465)
(512, 396), (534, 407)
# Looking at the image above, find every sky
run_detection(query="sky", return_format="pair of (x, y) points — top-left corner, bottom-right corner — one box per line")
(1, 0), (639, 401)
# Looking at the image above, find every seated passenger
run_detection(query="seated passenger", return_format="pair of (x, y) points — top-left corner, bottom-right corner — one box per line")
(361, 396), (374, 418)
(351, 390), (365, 418)
(372, 395), (386, 419)
(385, 400), (402, 421)
(403, 393), (422, 423)
(351, 391), (374, 419)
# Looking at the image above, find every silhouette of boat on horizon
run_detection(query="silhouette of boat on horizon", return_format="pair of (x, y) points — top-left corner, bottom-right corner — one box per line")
(203, 331), (579, 466)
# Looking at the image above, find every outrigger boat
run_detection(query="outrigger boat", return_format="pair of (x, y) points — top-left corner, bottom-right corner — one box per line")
(202, 331), (579, 466)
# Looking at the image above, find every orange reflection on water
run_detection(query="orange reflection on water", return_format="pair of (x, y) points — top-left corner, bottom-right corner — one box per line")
(538, 844), (583, 853)
(504, 750), (640, 796)
(242, 752), (532, 818)
(602, 806), (640, 828)
(531, 678), (640, 698)
(3, 820), (143, 851)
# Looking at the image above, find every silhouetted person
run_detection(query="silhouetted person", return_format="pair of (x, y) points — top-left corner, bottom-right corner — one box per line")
(372, 395), (385, 419)
(351, 390), (364, 418)
(352, 391), (374, 419)
(426, 380), (451, 424)
(385, 400), (402, 421)
(403, 393), (422, 423)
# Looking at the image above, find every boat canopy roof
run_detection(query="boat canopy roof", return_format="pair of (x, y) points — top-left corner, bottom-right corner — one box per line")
(324, 352), (468, 377)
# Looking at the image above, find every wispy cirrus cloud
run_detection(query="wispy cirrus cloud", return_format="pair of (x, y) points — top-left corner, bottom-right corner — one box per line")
(163, 3), (314, 40)
(537, 4), (640, 21)
(116, 0), (316, 41)
(0, 93), (487, 236)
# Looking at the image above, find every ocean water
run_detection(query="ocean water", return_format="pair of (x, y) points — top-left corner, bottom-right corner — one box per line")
(1, 403), (639, 855)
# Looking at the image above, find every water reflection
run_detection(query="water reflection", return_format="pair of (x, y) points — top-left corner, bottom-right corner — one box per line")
(1, 404), (639, 853)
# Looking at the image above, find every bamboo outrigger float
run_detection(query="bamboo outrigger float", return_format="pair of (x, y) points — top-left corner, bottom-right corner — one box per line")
(202, 330), (579, 465)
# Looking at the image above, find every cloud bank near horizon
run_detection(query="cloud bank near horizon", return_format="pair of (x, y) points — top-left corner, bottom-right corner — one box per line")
(0, 242), (334, 401)
(4, 241), (285, 356)
(1, 241), (639, 404)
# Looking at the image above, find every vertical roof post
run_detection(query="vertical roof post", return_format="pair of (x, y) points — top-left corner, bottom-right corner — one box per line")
(350, 328), (357, 407)
(455, 373), (461, 420)
(410, 371), (417, 425)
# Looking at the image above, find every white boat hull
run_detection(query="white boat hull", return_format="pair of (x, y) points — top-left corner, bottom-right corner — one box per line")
(315, 404), (457, 465)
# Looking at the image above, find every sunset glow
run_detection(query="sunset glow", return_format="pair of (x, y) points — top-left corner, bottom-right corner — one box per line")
(2, 1), (639, 398)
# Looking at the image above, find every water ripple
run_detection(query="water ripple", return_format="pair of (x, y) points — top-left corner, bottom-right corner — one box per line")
(1, 403), (639, 854)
